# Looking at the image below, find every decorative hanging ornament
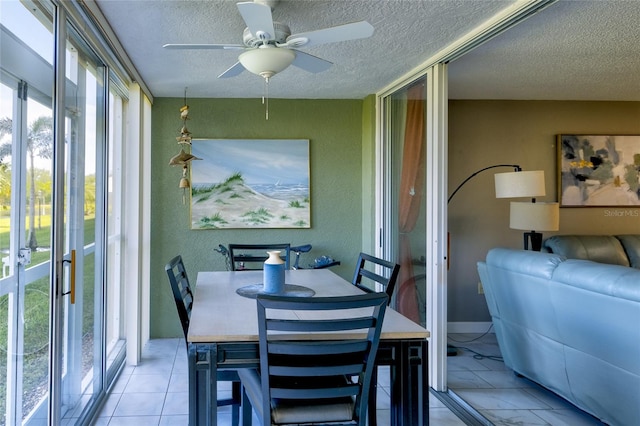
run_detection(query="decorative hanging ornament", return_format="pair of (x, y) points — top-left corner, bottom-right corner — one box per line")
(169, 148), (202, 166)
(179, 165), (190, 204)
(169, 87), (201, 204)
(176, 124), (192, 144)
(180, 104), (189, 120)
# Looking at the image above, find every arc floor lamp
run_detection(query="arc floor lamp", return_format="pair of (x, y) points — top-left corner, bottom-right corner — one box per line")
(495, 170), (559, 251)
(449, 165), (559, 251)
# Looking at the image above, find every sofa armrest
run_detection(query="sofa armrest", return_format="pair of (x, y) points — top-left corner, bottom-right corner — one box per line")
(617, 235), (640, 269)
(486, 247), (565, 279)
(543, 235), (630, 267)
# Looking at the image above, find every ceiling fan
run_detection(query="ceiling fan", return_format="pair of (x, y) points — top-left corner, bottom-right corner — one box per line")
(163, 0), (374, 82)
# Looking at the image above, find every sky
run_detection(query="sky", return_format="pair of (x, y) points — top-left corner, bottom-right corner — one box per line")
(190, 139), (309, 186)
(1, 0), (98, 174)
(0, 0), (54, 134)
(1, 1), (53, 63)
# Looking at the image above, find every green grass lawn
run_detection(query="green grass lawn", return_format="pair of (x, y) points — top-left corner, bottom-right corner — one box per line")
(0, 216), (97, 421)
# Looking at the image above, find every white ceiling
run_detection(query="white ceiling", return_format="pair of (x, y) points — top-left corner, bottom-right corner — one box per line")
(94, 0), (640, 101)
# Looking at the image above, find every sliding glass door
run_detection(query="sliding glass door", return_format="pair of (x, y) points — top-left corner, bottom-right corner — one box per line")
(1, 2), (56, 423)
(0, 1), (126, 424)
(379, 77), (428, 326)
(379, 65), (449, 392)
(0, 81), (55, 426)
(55, 19), (108, 422)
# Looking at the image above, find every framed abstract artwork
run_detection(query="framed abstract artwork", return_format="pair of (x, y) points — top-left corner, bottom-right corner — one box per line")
(189, 139), (310, 229)
(557, 134), (640, 207)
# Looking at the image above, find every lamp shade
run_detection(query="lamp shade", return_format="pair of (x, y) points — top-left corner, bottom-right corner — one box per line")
(510, 201), (560, 231)
(239, 47), (296, 79)
(495, 170), (546, 198)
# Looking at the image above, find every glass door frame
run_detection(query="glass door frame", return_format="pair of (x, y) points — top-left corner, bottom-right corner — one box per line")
(1, 0), (57, 422)
(5, 76), (33, 426)
(51, 5), (111, 423)
(376, 64), (449, 392)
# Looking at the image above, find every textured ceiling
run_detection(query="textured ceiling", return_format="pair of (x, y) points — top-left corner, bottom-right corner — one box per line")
(95, 0), (640, 101)
(448, 0), (640, 101)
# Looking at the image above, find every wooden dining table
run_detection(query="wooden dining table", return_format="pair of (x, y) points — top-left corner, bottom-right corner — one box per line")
(188, 268), (430, 426)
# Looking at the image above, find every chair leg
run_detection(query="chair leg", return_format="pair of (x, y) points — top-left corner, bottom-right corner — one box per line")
(368, 367), (378, 426)
(232, 381), (241, 426)
(241, 384), (252, 426)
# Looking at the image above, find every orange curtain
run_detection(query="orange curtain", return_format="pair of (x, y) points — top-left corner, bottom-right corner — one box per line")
(396, 83), (426, 323)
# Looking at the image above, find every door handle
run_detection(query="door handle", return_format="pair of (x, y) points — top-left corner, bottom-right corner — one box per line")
(63, 250), (76, 304)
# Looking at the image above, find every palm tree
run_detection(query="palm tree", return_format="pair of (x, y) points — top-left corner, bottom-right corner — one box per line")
(0, 117), (11, 162)
(26, 116), (53, 249)
(0, 117), (12, 189)
(0, 115), (53, 250)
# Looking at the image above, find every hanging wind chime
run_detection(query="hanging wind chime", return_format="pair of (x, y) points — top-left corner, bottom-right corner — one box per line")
(169, 88), (201, 204)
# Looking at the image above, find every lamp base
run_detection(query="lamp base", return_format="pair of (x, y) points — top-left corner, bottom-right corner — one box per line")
(523, 231), (543, 251)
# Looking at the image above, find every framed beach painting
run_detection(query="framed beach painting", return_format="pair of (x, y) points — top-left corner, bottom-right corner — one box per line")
(557, 134), (640, 207)
(190, 139), (310, 229)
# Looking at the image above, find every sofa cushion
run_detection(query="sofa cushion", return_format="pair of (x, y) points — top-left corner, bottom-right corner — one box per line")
(543, 235), (630, 267)
(552, 259), (640, 302)
(616, 235), (640, 269)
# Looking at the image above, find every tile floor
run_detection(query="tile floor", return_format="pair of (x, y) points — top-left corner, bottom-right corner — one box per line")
(94, 334), (608, 425)
(93, 338), (466, 425)
(447, 333), (606, 426)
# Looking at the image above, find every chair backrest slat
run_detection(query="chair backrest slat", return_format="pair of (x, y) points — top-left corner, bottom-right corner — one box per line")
(255, 292), (387, 424)
(165, 255), (193, 342)
(267, 317), (376, 332)
(228, 243), (291, 271)
(271, 385), (360, 400)
(352, 252), (401, 305)
(269, 340), (370, 355)
(270, 364), (365, 377)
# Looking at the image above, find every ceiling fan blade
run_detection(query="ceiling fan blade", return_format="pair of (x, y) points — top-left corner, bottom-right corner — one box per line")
(163, 43), (244, 50)
(218, 61), (246, 78)
(237, 1), (275, 42)
(286, 21), (374, 48)
(291, 50), (333, 74)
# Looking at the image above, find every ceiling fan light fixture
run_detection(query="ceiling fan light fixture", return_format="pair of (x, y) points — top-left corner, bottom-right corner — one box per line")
(239, 46), (295, 79)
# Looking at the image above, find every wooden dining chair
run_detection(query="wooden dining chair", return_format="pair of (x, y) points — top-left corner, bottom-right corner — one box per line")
(352, 252), (401, 305)
(238, 292), (388, 426)
(164, 255), (241, 425)
(228, 243), (291, 271)
(351, 252), (401, 426)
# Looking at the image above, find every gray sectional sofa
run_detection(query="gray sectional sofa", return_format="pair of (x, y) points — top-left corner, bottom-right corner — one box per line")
(477, 237), (640, 425)
(543, 234), (640, 269)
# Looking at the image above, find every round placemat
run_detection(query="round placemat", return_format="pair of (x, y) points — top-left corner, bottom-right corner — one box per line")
(236, 284), (316, 299)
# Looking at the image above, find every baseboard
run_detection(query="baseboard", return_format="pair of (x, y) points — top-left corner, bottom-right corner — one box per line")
(448, 322), (494, 334)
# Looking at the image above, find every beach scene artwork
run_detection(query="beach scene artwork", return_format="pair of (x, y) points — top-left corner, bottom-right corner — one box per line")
(190, 139), (310, 229)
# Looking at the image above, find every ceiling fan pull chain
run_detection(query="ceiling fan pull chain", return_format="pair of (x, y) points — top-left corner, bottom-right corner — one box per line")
(263, 76), (270, 120)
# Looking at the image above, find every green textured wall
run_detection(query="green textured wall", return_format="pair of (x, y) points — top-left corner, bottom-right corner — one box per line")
(151, 98), (366, 337)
